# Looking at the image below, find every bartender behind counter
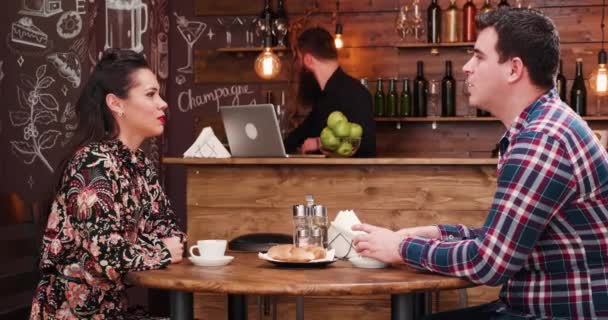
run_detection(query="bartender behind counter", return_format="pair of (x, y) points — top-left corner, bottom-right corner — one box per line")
(284, 27), (376, 157)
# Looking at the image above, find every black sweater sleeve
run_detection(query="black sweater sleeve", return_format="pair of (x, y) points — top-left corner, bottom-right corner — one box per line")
(283, 110), (315, 153)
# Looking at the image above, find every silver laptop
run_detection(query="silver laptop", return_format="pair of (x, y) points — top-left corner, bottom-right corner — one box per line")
(220, 104), (287, 157)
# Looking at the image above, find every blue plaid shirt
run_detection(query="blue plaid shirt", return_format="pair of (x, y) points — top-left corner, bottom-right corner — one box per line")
(400, 89), (608, 319)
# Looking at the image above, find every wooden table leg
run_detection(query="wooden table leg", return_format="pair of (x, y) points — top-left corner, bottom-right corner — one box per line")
(228, 294), (247, 320)
(170, 291), (193, 320)
(391, 293), (414, 320)
(296, 296), (304, 320)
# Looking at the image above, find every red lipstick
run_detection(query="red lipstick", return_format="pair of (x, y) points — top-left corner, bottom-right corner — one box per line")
(158, 116), (166, 124)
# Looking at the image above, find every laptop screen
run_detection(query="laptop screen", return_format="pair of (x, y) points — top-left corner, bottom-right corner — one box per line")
(220, 104), (287, 157)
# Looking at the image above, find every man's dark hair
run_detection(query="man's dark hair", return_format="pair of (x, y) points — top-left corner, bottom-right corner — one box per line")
(476, 8), (560, 89)
(296, 27), (338, 60)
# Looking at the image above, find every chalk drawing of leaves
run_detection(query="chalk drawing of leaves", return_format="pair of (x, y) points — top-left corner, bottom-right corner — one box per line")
(17, 87), (29, 110)
(37, 76), (55, 89)
(9, 110), (30, 126)
(38, 130), (61, 150)
(34, 110), (57, 125)
(20, 74), (36, 89)
(39, 93), (59, 111)
(36, 65), (47, 79)
(11, 141), (37, 164)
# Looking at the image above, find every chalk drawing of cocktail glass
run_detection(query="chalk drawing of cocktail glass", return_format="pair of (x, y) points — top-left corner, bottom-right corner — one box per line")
(175, 13), (206, 74)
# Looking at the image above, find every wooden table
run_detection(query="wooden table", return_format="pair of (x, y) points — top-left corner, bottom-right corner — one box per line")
(126, 252), (475, 320)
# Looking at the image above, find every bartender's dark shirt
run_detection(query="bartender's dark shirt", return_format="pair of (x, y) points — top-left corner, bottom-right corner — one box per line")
(284, 67), (376, 157)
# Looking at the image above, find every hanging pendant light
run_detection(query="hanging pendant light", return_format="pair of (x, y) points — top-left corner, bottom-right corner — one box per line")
(590, 0), (608, 96)
(334, 23), (344, 49)
(254, 33), (281, 80)
(334, 0), (344, 49)
(254, 14), (281, 80)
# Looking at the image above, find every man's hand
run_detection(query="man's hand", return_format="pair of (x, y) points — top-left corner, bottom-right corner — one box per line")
(300, 137), (320, 154)
(351, 224), (404, 264)
(161, 236), (184, 263)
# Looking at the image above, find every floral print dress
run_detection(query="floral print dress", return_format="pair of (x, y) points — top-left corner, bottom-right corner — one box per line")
(30, 139), (186, 319)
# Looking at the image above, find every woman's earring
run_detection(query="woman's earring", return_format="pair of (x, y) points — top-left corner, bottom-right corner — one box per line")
(118, 111), (125, 118)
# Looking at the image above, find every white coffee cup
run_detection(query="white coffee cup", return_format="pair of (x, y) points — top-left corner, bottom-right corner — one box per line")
(189, 240), (227, 259)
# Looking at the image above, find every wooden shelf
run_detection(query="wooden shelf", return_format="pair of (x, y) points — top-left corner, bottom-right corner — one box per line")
(375, 116), (497, 122)
(375, 116), (608, 122)
(394, 42), (475, 49)
(216, 46), (289, 53)
(583, 116), (608, 121)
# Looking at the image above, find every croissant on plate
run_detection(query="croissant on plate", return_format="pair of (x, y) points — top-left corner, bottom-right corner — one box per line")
(267, 244), (326, 262)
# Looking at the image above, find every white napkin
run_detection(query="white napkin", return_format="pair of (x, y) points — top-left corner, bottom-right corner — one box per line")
(328, 210), (365, 259)
(183, 127), (231, 158)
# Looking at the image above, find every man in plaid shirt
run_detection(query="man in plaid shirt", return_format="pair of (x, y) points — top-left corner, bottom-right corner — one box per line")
(353, 8), (608, 319)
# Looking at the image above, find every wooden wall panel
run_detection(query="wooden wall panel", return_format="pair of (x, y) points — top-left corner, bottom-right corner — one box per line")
(186, 163), (499, 318)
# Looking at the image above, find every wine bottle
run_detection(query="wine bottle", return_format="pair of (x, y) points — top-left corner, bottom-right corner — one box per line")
(413, 61), (428, 117)
(387, 78), (398, 117)
(374, 78), (385, 117)
(556, 59), (567, 102)
(463, 0), (476, 42)
(570, 59), (587, 115)
(399, 79), (412, 117)
(480, 0), (493, 14)
(427, 0), (442, 44)
(443, 0), (459, 43)
(498, 0), (510, 8)
(441, 61), (456, 117)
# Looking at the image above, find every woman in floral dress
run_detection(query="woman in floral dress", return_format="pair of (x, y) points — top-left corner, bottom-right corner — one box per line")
(30, 49), (186, 319)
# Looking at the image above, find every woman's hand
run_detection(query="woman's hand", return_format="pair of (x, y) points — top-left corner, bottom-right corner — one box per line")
(161, 236), (184, 263)
(351, 224), (405, 264)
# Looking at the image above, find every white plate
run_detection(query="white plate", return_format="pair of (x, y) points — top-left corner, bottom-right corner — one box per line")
(189, 255), (234, 267)
(349, 256), (388, 269)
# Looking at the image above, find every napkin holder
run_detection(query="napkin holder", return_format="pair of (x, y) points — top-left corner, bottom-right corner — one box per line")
(327, 211), (365, 259)
(183, 127), (231, 158)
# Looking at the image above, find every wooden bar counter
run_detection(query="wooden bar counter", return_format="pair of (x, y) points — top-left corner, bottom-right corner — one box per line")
(163, 157), (501, 319)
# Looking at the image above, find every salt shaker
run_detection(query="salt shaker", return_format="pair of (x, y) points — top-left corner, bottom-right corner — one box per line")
(312, 204), (328, 248)
(296, 228), (311, 247)
(292, 204), (307, 246)
(310, 227), (323, 247)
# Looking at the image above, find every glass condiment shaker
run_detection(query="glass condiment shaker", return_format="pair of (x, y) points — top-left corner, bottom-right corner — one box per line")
(310, 227), (323, 247)
(292, 204), (307, 246)
(296, 228), (311, 247)
(312, 204), (328, 248)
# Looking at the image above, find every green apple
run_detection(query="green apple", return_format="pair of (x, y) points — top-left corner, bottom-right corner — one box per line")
(349, 123), (363, 139)
(320, 127), (334, 141)
(332, 121), (351, 138)
(336, 141), (354, 156)
(320, 130), (340, 150)
(327, 111), (348, 129)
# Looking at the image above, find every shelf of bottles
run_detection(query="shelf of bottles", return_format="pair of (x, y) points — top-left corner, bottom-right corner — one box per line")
(375, 116), (497, 122)
(216, 46), (289, 53)
(375, 116), (608, 122)
(217, 0), (289, 55)
(394, 42), (474, 49)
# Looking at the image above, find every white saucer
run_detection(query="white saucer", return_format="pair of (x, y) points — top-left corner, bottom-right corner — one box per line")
(189, 255), (234, 267)
(349, 256), (388, 269)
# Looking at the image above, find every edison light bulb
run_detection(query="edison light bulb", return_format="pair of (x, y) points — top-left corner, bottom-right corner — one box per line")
(334, 34), (344, 49)
(590, 49), (608, 96)
(254, 47), (281, 80)
(334, 23), (344, 49)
